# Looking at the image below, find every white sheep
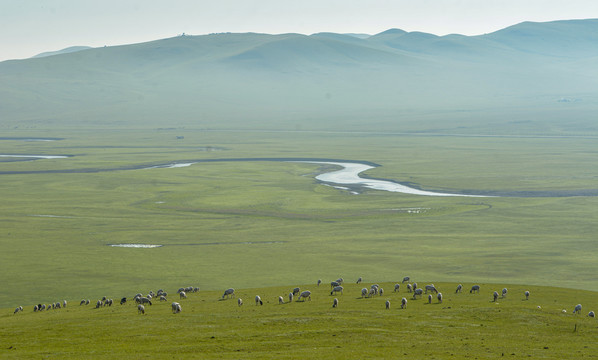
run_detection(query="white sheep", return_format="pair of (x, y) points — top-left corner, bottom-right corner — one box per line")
(425, 284), (438, 294)
(361, 288), (368, 298)
(428, 294), (432, 304)
(238, 298), (243, 307)
(292, 287), (300, 296)
(80, 299), (86, 306)
(401, 297), (407, 309)
(298, 290), (311, 301)
(524, 290), (530, 300)
(412, 288), (423, 299)
(368, 288), (376, 298)
(501, 288), (508, 298)
(279, 296), (284, 305)
(330, 281), (340, 289)
(574, 304), (582, 314)
(394, 284), (400, 292)
(317, 279), (322, 287)
(385, 300), (390, 310)
(402, 276), (410, 283)
(336, 278), (344, 284)
(14, 306), (22, 314)
(160, 295), (167, 302)
(331, 286), (344, 295)
(470, 285), (480, 293)
(333, 298), (339, 308)
(407, 284), (413, 293)
(179, 291), (187, 299)
(456, 284), (463, 293)
(289, 292), (293, 303)
(222, 288), (235, 299)
(356, 277), (362, 284)
(137, 304), (145, 314)
(589, 311), (595, 318)
(172, 302), (181, 314)
(437, 292), (443, 303)
(255, 295), (263, 305)
(379, 288), (384, 296)
(63, 300), (67, 308)
(493, 291), (499, 302)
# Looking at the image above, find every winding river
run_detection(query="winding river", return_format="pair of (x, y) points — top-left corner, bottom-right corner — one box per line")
(2, 155), (597, 197)
(298, 161), (489, 197)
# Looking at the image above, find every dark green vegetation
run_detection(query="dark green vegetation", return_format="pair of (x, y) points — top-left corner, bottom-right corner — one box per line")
(2, 283), (598, 359)
(0, 20), (597, 355)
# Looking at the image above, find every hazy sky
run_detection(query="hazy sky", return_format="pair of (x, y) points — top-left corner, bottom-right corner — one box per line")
(1, 0), (597, 61)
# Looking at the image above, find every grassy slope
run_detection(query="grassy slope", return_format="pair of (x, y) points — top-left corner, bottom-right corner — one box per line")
(2, 283), (598, 359)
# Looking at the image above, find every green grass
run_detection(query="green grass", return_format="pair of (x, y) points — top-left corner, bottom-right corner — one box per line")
(0, 128), (597, 308)
(2, 282), (598, 359)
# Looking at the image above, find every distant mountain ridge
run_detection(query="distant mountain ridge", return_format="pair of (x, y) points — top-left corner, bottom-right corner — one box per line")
(32, 46), (92, 58)
(1, 19), (597, 134)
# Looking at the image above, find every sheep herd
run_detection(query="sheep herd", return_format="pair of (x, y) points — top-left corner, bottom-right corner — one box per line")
(10, 277), (596, 318)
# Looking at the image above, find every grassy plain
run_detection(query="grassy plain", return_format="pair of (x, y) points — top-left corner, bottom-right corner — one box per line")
(0, 128), (597, 309)
(2, 282), (598, 359)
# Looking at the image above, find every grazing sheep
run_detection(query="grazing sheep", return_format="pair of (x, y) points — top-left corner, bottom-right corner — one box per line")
(361, 288), (368, 298)
(255, 295), (263, 305)
(293, 287), (300, 296)
(34, 305), (38, 312)
(470, 285), (480, 294)
(160, 295), (167, 302)
(289, 292), (293, 303)
(412, 288), (423, 299)
(574, 304), (582, 314)
(379, 288), (384, 296)
(14, 306), (22, 314)
(55, 302), (61, 309)
(502, 288), (508, 298)
(589, 311), (595, 318)
(238, 298), (243, 307)
(104, 299), (113, 307)
(317, 279), (322, 287)
(333, 298), (339, 308)
(401, 298), (408, 309)
(525, 290), (530, 300)
(561, 309), (566, 313)
(425, 284), (438, 294)
(368, 288), (376, 298)
(140, 297), (152, 306)
(172, 302), (181, 314)
(120, 297), (127, 305)
(85, 299), (90, 305)
(179, 291), (187, 299)
(394, 284), (400, 292)
(456, 284), (463, 293)
(437, 292), (443, 303)
(193, 287), (200, 293)
(331, 286), (344, 295)
(222, 288), (235, 299)
(336, 278), (344, 284)
(406, 284), (412, 293)
(80, 299), (86, 306)
(95, 300), (102, 309)
(386, 300), (390, 310)
(279, 296), (284, 305)
(298, 290), (312, 301)
(356, 277), (362, 284)
(402, 277), (410, 283)
(63, 300), (67, 308)
(493, 291), (499, 302)
(41, 304), (46, 311)
(428, 294), (432, 304)
(102, 296), (107, 302)
(330, 281), (340, 289)
(177, 288), (185, 294)
(137, 304), (145, 314)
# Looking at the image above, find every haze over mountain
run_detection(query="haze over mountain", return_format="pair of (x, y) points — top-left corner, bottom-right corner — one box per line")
(1, 19), (596, 135)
